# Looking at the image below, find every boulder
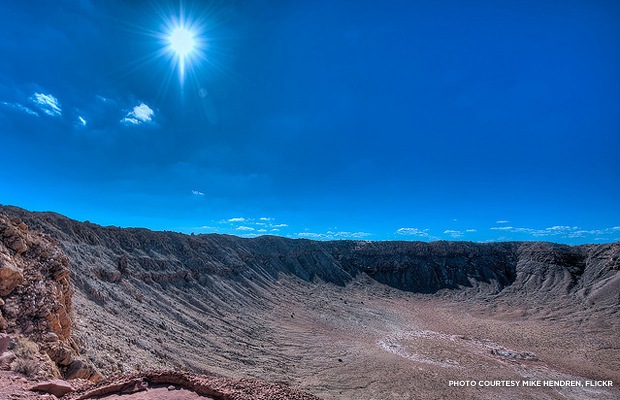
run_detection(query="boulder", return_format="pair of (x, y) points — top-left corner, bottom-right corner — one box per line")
(65, 359), (101, 381)
(31, 380), (75, 397)
(0, 260), (24, 296)
(45, 342), (73, 366)
(8, 237), (28, 254)
(0, 350), (16, 370)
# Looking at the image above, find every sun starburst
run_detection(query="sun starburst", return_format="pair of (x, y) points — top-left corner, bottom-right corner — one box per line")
(157, 8), (206, 85)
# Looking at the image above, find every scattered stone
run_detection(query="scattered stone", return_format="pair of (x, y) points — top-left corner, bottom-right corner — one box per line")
(490, 348), (539, 361)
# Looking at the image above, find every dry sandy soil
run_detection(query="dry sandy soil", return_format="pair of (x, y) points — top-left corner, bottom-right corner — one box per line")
(59, 275), (618, 400)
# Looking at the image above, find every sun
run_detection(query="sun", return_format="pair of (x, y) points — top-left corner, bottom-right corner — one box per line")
(168, 27), (195, 57)
(157, 9), (206, 86)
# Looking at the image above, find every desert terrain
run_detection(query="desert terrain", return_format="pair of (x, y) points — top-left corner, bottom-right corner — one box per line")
(0, 205), (618, 399)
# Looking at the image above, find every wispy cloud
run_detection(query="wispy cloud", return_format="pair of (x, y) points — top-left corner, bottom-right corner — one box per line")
(186, 225), (217, 232)
(78, 116), (87, 126)
(236, 226), (255, 231)
(443, 229), (464, 238)
(466, 229), (477, 232)
(489, 225), (620, 239)
(121, 103), (154, 125)
(260, 217), (272, 221)
(395, 227), (435, 239)
(30, 93), (62, 116)
(191, 190), (204, 196)
(272, 223), (288, 228)
(490, 226), (515, 231)
(228, 217), (245, 222)
(496, 220), (509, 224)
(1, 101), (39, 116)
(296, 231), (372, 240)
(297, 231), (371, 240)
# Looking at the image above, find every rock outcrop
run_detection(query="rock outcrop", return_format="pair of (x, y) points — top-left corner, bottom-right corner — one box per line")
(62, 370), (322, 400)
(0, 214), (100, 381)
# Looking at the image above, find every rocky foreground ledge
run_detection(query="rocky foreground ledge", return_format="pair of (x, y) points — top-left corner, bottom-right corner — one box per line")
(2, 369), (323, 399)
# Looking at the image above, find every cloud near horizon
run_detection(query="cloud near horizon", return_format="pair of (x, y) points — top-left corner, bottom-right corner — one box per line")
(443, 230), (464, 238)
(396, 227), (436, 240)
(297, 231), (371, 240)
(490, 225), (620, 240)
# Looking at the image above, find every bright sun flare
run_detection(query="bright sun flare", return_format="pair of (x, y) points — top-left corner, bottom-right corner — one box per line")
(168, 27), (195, 57)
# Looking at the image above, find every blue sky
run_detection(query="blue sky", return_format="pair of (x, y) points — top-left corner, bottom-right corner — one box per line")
(1, 0), (619, 244)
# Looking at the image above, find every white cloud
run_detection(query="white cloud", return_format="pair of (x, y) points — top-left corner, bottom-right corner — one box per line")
(271, 228), (280, 232)
(228, 217), (245, 222)
(396, 227), (433, 238)
(0, 101), (39, 117)
(236, 226), (254, 231)
(444, 230), (464, 238)
(187, 225), (216, 232)
(260, 217), (272, 221)
(1, 101), (39, 116)
(191, 190), (204, 196)
(466, 229), (477, 232)
(30, 93), (62, 116)
(121, 103), (154, 125)
(496, 220), (510, 224)
(272, 223), (288, 228)
(297, 232), (327, 240)
(490, 226), (515, 231)
(298, 231), (371, 240)
(78, 116), (87, 126)
(257, 229), (267, 233)
(489, 225), (620, 240)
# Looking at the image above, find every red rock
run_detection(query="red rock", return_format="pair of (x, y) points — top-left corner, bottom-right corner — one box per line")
(0, 260), (24, 296)
(0, 333), (10, 353)
(0, 351), (16, 370)
(30, 380), (74, 397)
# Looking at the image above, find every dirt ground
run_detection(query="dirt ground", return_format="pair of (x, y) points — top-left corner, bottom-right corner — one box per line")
(61, 275), (618, 400)
(2, 276), (619, 400)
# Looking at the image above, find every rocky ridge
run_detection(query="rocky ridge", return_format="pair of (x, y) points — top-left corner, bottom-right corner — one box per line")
(0, 213), (99, 381)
